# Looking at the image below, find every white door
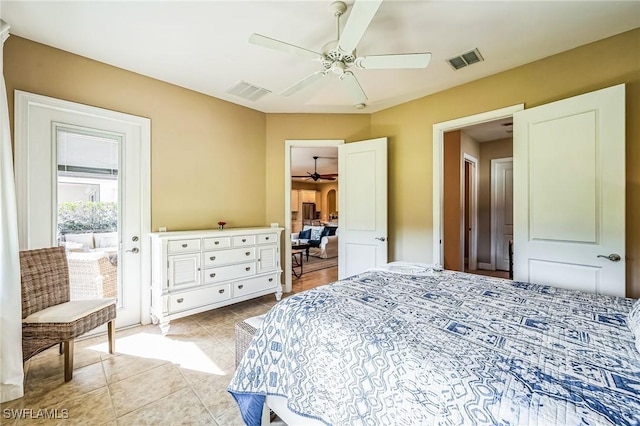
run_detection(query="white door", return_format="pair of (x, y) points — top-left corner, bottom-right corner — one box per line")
(14, 91), (151, 327)
(513, 84), (625, 297)
(492, 158), (513, 271)
(338, 137), (387, 279)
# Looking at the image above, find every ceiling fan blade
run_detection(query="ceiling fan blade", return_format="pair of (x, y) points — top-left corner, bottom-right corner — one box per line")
(249, 33), (321, 60)
(280, 71), (326, 96)
(355, 53), (432, 70)
(340, 71), (368, 104)
(337, 0), (383, 54)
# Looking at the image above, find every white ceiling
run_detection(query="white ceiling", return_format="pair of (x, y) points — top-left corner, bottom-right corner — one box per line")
(2, 1), (638, 114)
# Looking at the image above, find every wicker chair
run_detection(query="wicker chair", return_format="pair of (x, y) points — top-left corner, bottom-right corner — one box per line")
(20, 246), (116, 382)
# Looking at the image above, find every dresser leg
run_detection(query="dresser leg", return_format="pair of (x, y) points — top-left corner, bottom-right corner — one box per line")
(275, 286), (282, 301)
(159, 320), (171, 335)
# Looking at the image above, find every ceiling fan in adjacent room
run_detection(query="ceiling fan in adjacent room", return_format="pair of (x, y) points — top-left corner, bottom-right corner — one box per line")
(249, 0), (431, 108)
(292, 156), (338, 182)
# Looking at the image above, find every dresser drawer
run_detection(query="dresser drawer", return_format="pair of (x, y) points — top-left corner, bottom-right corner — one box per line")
(203, 247), (255, 267)
(233, 235), (256, 247)
(203, 262), (256, 284)
(168, 284), (231, 313)
(234, 274), (278, 298)
(168, 239), (201, 254)
(203, 237), (231, 250)
(257, 233), (278, 244)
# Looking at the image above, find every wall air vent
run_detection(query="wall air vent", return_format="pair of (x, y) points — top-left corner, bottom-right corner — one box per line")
(226, 81), (271, 101)
(446, 48), (484, 70)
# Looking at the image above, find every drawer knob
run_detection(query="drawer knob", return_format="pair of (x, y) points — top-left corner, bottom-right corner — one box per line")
(219, 289), (225, 294)
(245, 267), (251, 271)
(238, 284), (244, 289)
(245, 252), (250, 256)
(210, 273), (216, 278)
(182, 243), (188, 248)
(242, 238), (247, 243)
(265, 237), (270, 240)
(177, 298), (184, 303)
(214, 241), (219, 245)
(268, 278), (273, 282)
(210, 256), (216, 261)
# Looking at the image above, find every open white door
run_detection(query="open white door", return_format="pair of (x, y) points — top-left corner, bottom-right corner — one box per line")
(513, 84), (625, 297)
(338, 137), (387, 279)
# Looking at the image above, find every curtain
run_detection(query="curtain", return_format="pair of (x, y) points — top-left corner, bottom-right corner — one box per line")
(0, 19), (24, 403)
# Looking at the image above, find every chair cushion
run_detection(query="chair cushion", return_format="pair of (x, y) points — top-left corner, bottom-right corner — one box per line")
(94, 232), (118, 249)
(23, 299), (116, 323)
(63, 233), (95, 251)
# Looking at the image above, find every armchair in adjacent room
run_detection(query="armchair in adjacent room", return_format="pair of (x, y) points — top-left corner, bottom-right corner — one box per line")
(291, 225), (338, 259)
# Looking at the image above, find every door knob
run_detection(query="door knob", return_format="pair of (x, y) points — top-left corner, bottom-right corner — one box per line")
(126, 247), (139, 254)
(597, 253), (621, 262)
(374, 237), (386, 242)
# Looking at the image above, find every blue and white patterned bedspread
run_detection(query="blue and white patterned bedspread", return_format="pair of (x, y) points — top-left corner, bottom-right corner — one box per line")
(228, 265), (640, 425)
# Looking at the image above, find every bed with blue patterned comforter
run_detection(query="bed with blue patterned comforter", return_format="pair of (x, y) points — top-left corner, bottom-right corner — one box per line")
(228, 263), (640, 425)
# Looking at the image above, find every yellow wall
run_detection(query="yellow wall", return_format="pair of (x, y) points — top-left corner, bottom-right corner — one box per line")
(4, 36), (267, 232)
(4, 28), (640, 296)
(371, 28), (640, 297)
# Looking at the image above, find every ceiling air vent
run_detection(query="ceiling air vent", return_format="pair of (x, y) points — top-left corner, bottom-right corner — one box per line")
(226, 81), (271, 102)
(447, 48), (484, 70)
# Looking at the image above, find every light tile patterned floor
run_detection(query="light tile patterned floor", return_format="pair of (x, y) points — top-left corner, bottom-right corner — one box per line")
(2, 267), (337, 425)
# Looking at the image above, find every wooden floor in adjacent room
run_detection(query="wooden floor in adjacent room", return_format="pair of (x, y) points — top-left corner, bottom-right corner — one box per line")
(291, 265), (338, 293)
(465, 268), (510, 279)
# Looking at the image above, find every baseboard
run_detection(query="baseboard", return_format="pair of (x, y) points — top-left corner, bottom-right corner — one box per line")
(478, 262), (494, 271)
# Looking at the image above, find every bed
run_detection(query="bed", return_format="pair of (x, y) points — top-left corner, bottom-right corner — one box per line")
(228, 262), (640, 425)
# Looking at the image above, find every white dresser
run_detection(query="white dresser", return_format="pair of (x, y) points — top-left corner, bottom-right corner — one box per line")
(149, 227), (283, 332)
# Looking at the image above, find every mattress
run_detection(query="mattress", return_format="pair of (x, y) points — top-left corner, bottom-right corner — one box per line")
(228, 263), (640, 425)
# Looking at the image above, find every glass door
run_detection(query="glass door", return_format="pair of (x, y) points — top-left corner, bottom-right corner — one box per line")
(56, 128), (120, 303)
(15, 91), (150, 329)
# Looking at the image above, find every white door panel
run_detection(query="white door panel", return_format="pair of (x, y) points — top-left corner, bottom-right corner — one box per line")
(513, 84), (625, 296)
(338, 138), (387, 279)
(493, 159), (513, 271)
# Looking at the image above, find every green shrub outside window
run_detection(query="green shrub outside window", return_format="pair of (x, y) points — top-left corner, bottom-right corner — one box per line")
(58, 201), (117, 235)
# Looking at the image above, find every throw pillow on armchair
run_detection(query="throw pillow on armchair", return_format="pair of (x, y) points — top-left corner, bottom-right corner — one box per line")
(298, 229), (312, 240)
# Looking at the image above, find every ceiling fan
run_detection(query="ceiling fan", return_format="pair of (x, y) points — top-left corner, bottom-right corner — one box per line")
(249, 0), (431, 108)
(293, 156), (338, 182)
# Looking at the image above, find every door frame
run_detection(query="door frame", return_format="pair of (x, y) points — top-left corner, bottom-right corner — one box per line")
(14, 90), (151, 325)
(433, 104), (523, 266)
(284, 139), (344, 293)
(462, 153), (478, 271)
(490, 157), (513, 271)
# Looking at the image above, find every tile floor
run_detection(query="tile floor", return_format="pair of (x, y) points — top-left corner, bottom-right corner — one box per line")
(2, 267), (337, 426)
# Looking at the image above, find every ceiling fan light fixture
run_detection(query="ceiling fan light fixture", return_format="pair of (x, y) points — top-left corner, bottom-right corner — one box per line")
(250, 0), (430, 102)
(332, 61), (346, 75)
